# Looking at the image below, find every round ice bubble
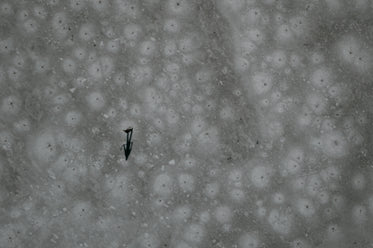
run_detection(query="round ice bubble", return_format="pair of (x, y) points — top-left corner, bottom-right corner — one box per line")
(0, 38), (14, 54)
(321, 131), (349, 158)
(251, 72), (273, 95)
(332, 194), (345, 211)
(214, 205), (233, 223)
(104, 174), (128, 200)
(90, 0), (109, 12)
(190, 117), (206, 135)
(291, 239), (310, 248)
(205, 182), (219, 198)
(163, 40), (177, 57)
(166, 0), (194, 16)
(124, 23), (142, 40)
(17, 9), (30, 22)
(23, 18), (38, 33)
(310, 67), (333, 88)
(282, 157), (302, 176)
(351, 173), (366, 190)
(290, 16), (308, 37)
(273, 192), (285, 204)
(178, 34), (201, 53)
(310, 52), (324, 64)
(0, 130), (13, 151)
(306, 93), (327, 115)
(292, 177), (306, 191)
(51, 12), (69, 38)
(34, 57), (50, 73)
(164, 18), (181, 33)
(139, 39), (157, 57)
(86, 91), (105, 111)
(296, 198), (316, 218)
(320, 165), (340, 182)
(354, 49), (372, 72)
(183, 223), (205, 244)
(12, 53), (26, 68)
(79, 23), (96, 41)
(306, 175), (322, 196)
(1, 95), (21, 115)
(31, 130), (57, 163)
(270, 50), (287, 68)
(0, 2), (13, 16)
(228, 169), (243, 187)
(326, 224), (342, 241)
(336, 35), (361, 64)
(276, 24), (293, 43)
(173, 205), (192, 222)
(234, 56), (250, 73)
(153, 173), (174, 197)
(317, 191), (329, 204)
(321, 118), (336, 132)
(106, 39), (120, 53)
(352, 204), (367, 224)
(62, 58), (77, 74)
(178, 173), (195, 192)
(267, 209), (292, 235)
(70, 0), (86, 11)
(64, 110), (82, 127)
(251, 165), (271, 188)
(14, 119), (31, 132)
(290, 53), (303, 68)
(220, 106), (235, 120)
(195, 69), (212, 83)
(248, 28), (265, 44)
(73, 47), (86, 60)
(230, 188), (245, 202)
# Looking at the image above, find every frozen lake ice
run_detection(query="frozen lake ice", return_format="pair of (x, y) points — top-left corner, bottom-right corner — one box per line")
(0, 0), (373, 247)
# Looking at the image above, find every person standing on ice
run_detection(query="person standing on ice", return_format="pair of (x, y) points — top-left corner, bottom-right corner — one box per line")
(121, 127), (133, 160)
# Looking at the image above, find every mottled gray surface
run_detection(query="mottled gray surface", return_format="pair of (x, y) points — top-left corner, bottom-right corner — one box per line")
(1, 0), (373, 247)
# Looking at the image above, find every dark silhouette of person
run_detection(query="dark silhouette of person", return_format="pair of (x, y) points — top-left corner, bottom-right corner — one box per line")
(122, 127), (133, 160)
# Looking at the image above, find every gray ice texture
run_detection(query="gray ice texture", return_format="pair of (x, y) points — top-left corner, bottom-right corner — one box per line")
(0, 0), (373, 247)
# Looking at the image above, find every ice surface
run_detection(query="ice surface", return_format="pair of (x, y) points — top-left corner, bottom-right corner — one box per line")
(0, 0), (373, 247)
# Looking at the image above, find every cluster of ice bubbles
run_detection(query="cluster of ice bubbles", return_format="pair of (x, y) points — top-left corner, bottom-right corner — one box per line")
(0, 0), (373, 247)
(216, 0), (373, 246)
